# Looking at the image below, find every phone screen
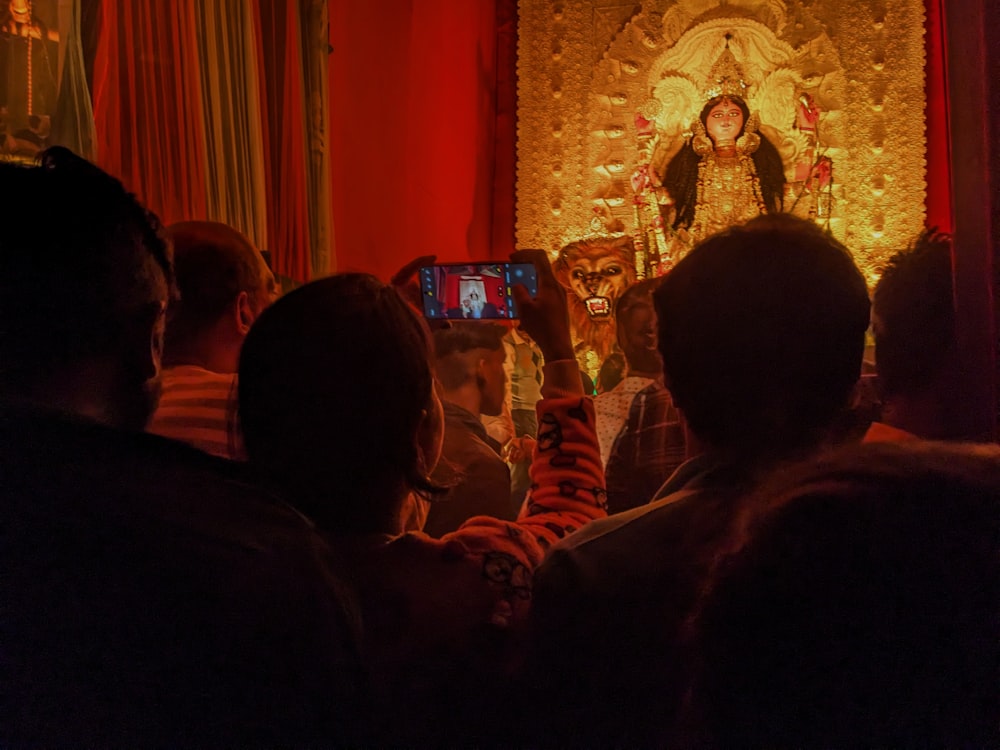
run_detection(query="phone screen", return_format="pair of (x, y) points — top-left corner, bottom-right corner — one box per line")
(419, 262), (538, 320)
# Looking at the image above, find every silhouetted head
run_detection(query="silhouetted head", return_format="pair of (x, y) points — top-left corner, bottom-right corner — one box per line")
(685, 441), (1000, 747)
(433, 322), (507, 417)
(654, 213), (870, 458)
(163, 221), (277, 370)
(615, 278), (664, 376)
(0, 147), (173, 429)
(872, 230), (954, 402)
(239, 273), (445, 534)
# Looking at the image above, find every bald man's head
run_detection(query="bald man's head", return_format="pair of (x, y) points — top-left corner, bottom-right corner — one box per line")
(163, 221), (277, 359)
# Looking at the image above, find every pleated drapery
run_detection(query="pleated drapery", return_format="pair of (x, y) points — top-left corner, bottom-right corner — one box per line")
(91, 0), (320, 281)
(92, 0), (207, 227)
(193, 0), (269, 255)
(51, 0), (97, 159)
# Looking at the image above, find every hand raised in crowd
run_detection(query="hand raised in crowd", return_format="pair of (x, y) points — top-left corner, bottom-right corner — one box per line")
(504, 435), (537, 464)
(390, 254), (436, 311)
(510, 249), (574, 363)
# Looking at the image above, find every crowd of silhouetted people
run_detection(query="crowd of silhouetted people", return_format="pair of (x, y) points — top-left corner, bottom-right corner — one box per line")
(2, 148), (997, 748)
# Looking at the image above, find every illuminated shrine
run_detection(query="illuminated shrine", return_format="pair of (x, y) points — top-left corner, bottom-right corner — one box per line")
(0, 0), (996, 435)
(516, 0), (927, 287)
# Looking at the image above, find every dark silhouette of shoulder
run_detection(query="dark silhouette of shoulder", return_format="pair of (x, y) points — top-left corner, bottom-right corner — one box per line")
(1, 403), (363, 747)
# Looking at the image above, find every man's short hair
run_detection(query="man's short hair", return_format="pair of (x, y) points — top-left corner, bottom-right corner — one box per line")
(654, 213), (870, 454)
(433, 323), (506, 391)
(872, 230), (954, 398)
(164, 221), (270, 352)
(0, 147), (172, 390)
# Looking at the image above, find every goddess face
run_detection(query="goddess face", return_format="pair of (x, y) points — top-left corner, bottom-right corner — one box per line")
(705, 98), (744, 146)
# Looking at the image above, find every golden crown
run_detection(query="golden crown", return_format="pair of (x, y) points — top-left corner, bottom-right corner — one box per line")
(702, 35), (748, 100)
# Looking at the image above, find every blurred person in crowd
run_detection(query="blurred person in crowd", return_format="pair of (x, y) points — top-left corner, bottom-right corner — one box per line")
(423, 322), (513, 536)
(594, 278), (685, 513)
(682, 441), (998, 748)
(148, 221), (278, 460)
(522, 214), (870, 747)
(501, 322), (545, 512)
(0, 148), (361, 747)
(238, 250), (606, 746)
(869, 229), (957, 441)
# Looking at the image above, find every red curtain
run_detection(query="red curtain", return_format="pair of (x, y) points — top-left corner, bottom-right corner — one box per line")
(253, 0), (312, 282)
(925, 0), (952, 232)
(92, 0), (207, 226)
(492, 0), (518, 256)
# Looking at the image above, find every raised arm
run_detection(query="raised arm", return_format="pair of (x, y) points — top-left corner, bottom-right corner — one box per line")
(510, 249), (607, 546)
(444, 250), (606, 584)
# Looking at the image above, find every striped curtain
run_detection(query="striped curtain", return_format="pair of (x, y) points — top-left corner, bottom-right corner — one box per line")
(192, 0), (269, 257)
(92, 0), (208, 226)
(91, 0), (324, 282)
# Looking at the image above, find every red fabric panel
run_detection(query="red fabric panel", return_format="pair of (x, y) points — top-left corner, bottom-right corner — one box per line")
(492, 0), (518, 257)
(330, 0), (499, 281)
(924, 0), (952, 232)
(252, 0), (312, 282)
(92, 0), (207, 226)
(942, 0), (998, 440)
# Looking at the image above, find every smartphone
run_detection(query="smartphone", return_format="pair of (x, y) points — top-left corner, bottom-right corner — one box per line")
(419, 262), (538, 320)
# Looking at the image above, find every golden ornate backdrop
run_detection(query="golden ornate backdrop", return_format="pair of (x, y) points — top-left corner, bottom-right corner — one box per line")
(516, 0), (927, 284)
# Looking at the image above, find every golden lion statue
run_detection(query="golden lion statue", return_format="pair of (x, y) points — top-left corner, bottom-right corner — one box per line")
(553, 236), (637, 378)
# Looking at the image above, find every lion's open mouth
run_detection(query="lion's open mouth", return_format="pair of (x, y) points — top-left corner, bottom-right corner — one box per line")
(584, 296), (612, 318)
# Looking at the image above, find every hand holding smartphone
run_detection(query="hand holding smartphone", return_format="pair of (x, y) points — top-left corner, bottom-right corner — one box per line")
(419, 262), (539, 320)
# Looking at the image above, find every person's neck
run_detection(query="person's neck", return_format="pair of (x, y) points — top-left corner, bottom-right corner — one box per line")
(0, 390), (105, 425)
(683, 420), (830, 469)
(880, 391), (948, 440)
(625, 366), (662, 381)
(440, 385), (482, 418)
(6, 361), (135, 430)
(295, 480), (410, 538)
(683, 420), (707, 461)
(163, 337), (240, 374)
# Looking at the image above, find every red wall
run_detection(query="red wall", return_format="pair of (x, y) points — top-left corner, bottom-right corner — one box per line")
(329, 0), (506, 281)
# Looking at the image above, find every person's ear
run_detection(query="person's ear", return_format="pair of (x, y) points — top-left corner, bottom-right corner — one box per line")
(415, 394), (444, 475)
(124, 301), (166, 381)
(475, 357), (488, 391)
(235, 290), (254, 335)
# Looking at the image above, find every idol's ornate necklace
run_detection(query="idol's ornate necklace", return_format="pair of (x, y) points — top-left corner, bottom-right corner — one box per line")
(690, 151), (767, 242)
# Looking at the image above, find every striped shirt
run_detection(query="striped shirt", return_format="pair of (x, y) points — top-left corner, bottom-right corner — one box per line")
(148, 365), (246, 461)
